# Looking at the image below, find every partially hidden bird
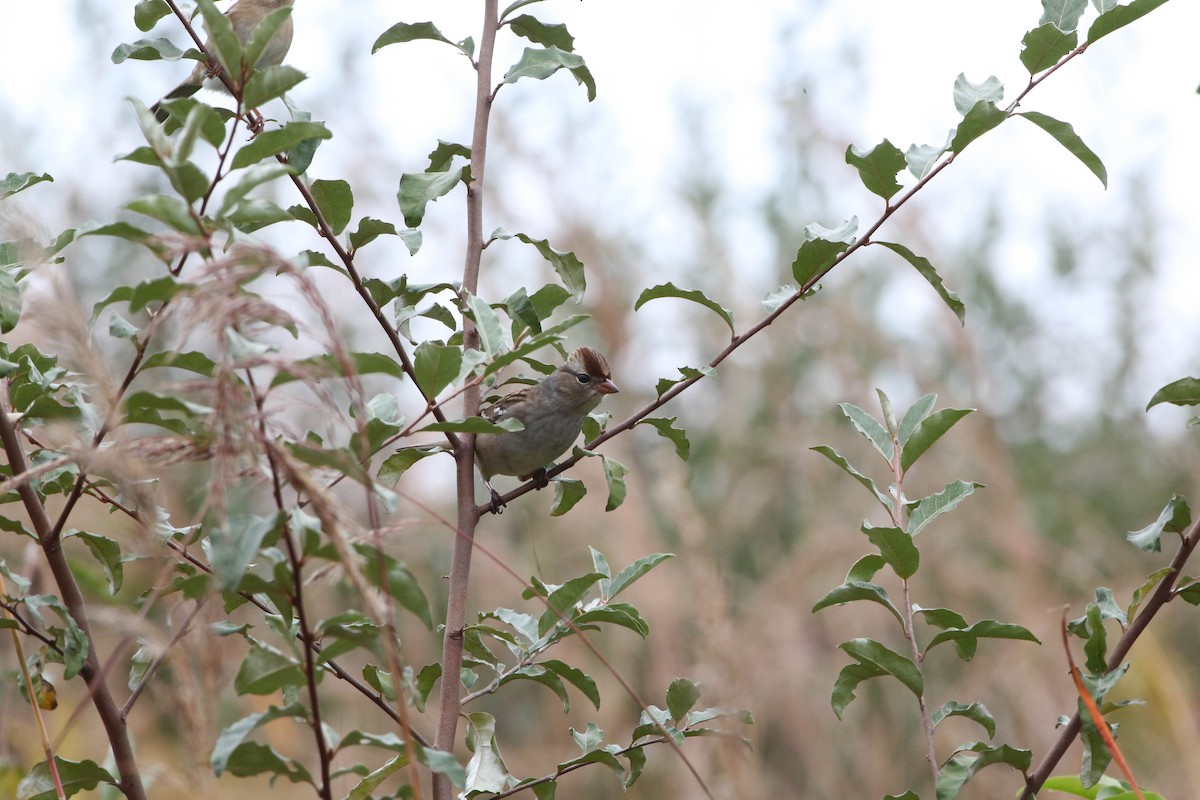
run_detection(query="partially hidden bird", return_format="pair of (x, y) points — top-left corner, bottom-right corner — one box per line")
(475, 347), (618, 513)
(151, 0), (295, 123)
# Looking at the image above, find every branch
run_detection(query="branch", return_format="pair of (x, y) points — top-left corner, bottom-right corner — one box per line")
(0, 393), (148, 800)
(432, 3), (498, 798)
(1019, 516), (1200, 799)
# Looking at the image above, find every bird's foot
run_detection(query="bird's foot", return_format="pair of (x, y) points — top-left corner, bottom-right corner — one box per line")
(488, 485), (505, 515)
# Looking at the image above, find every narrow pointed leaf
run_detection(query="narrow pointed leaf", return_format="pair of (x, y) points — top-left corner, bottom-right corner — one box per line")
(1017, 111), (1107, 187)
(837, 402), (893, 461)
(635, 282), (734, 337)
(900, 407), (973, 472)
(812, 580), (902, 625)
(877, 241), (966, 324)
(1087, 0), (1170, 43)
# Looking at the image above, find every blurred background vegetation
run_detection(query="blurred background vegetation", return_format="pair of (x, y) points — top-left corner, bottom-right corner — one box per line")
(2, 1), (1199, 798)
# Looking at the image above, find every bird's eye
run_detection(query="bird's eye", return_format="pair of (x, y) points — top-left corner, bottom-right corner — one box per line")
(576, 373), (591, 384)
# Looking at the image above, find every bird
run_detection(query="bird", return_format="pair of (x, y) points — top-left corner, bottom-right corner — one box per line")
(150, 0), (295, 124)
(475, 347), (618, 513)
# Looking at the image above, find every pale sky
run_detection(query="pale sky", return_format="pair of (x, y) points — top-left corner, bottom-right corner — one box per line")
(2, 1), (1197, 426)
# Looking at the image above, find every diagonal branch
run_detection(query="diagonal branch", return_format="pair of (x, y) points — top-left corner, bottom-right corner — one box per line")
(0, 391), (148, 800)
(1019, 516), (1200, 799)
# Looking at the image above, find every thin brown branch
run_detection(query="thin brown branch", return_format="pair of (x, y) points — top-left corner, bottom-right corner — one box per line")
(1019, 516), (1200, 800)
(0, 392), (147, 800)
(432, 3), (497, 798)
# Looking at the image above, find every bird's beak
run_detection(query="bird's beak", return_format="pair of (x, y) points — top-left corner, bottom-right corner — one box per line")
(597, 379), (619, 395)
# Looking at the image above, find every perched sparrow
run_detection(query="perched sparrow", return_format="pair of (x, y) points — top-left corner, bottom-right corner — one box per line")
(475, 347), (618, 512)
(151, 0), (295, 123)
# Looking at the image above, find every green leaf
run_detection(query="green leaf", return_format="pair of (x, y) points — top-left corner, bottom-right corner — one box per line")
(69, 532), (124, 594)
(607, 553), (673, 599)
(126, 194), (201, 235)
(1147, 376), (1200, 409)
(1088, 0), (1170, 42)
(666, 678), (700, 722)
(791, 217), (857, 285)
(811, 580), (902, 625)
(491, 230), (587, 302)
(952, 73), (1004, 116)
(242, 4), (293, 70)
(397, 166), (467, 228)
(655, 364), (714, 398)
(196, 0), (243, 82)
(897, 394), (937, 446)
(413, 341), (463, 398)
(16, 758), (115, 800)
(1, 172), (53, 200)
(217, 162), (294, 218)
(862, 524), (919, 579)
(899, 407), (973, 472)
(950, 100), (1008, 153)
(208, 514), (274, 592)
(935, 742), (1031, 800)
(931, 701), (997, 738)
(542, 659), (600, 709)
(1017, 111), (1107, 187)
(601, 455), (629, 512)
(230, 121), (332, 170)
(837, 402), (894, 461)
(810, 445), (889, 509)
(355, 545), (433, 628)
(349, 217), (399, 251)
(509, 14), (575, 50)
(832, 638), (922, 718)
(925, 620), (1041, 657)
(637, 417), (690, 460)
(845, 139), (906, 200)
(420, 416), (521, 435)
(847, 554), (888, 583)
(234, 642), (306, 695)
(465, 292), (507, 357)
(877, 241), (966, 324)
(211, 704), (310, 775)
(634, 282), (734, 337)
(1020, 22), (1078, 74)
(1127, 494), (1191, 552)
(906, 135), (951, 178)
(548, 479), (587, 516)
(1040, 0), (1087, 32)
(502, 46), (596, 101)
(305, 178), (352, 235)
(134, 0), (171, 31)
(221, 742), (314, 785)
(112, 36), (187, 63)
(463, 713), (508, 794)
(533, 572), (607, 635)
(242, 64), (305, 111)
(379, 446), (445, 485)
(906, 480), (983, 536)
(371, 21), (454, 54)
(0, 269), (20, 333)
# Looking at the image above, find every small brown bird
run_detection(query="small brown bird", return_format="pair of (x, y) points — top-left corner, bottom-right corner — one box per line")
(151, 0), (295, 123)
(475, 347), (618, 512)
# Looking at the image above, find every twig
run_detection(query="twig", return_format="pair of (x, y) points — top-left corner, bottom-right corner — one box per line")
(0, 393), (148, 800)
(1019, 516), (1200, 799)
